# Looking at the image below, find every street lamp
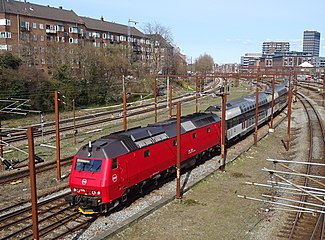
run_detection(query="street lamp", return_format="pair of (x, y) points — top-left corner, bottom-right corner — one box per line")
(128, 19), (138, 62)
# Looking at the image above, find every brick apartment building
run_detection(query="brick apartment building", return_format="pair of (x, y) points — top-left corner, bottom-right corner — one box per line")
(0, 0), (171, 72)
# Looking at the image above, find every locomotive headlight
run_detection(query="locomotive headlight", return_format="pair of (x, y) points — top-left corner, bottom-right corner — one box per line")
(77, 189), (80, 193)
(73, 188), (77, 192)
(97, 191), (101, 195)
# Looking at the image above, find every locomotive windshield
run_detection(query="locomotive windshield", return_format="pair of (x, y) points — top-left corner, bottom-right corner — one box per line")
(75, 158), (102, 173)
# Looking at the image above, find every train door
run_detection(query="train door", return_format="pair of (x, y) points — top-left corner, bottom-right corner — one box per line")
(110, 157), (128, 200)
(118, 157), (128, 190)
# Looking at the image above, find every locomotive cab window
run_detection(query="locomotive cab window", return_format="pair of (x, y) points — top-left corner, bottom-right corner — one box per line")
(75, 158), (102, 173)
(112, 158), (118, 169)
(173, 140), (177, 146)
(207, 127), (211, 133)
(192, 132), (197, 139)
(144, 150), (150, 158)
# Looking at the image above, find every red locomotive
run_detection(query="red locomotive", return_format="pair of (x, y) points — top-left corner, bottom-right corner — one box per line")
(65, 112), (221, 214)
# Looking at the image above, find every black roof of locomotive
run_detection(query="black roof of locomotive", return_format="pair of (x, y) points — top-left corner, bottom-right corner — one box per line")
(75, 112), (220, 159)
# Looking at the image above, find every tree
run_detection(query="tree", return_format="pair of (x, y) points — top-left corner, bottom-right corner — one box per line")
(142, 22), (175, 75)
(195, 54), (214, 74)
(0, 52), (22, 69)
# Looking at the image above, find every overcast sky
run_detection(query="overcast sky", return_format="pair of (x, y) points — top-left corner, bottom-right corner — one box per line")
(29, 0), (325, 64)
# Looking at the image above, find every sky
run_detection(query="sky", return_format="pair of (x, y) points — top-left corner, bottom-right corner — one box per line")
(29, 0), (325, 64)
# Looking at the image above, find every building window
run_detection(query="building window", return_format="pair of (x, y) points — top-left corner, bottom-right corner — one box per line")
(92, 32), (100, 38)
(0, 19), (11, 26)
(41, 58), (45, 65)
(112, 158), (118, 169)
(32, 22), (37, 29)
(69, 27), (78, 33)
(0, 32), (11, 38)
(56, 25), (64, 32)
(103, 33), (110, 39)
(144, 150), (150, 158)
(40, 35), (44, 41)
(69, 38), (78, 44)
(39, 23), (43, 29)
(20, 21), (29, 29)
(33, 34), (37, 41)
(0, 44), (12, 51)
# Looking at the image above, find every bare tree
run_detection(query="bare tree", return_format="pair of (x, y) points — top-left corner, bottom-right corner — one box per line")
(195, 54), (214, 74)
(142, 22), (175, 75)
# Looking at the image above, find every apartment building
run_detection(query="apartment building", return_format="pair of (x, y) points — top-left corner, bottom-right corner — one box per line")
(262, 41), (290, 55)
(0, 0), (168, 72)
(0, 0), (86, 66)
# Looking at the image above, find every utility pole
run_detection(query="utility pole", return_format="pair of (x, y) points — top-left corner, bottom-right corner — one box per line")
(269, 76), (275, 130)
(169, 84), (173, 118)
(254, 76), (260, 146)
(220, 79), (228, 172)
(293, 67), (297, 103)
(122, 75), (127, 131)
(0, 119), (3, 171)
(166, 76), (169, 109)
(154, 77), (157, 123)
(27, 127), (39, 240)
(73, 99), (76, 145)
(196, 76), (199, 113)
(286, 75), (292, 151)
(54, 90), (61, 181)
(176, 102), (181, 199)
(323, 67), (325, 107)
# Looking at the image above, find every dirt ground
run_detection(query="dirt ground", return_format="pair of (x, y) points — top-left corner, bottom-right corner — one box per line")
(108, 101), (308, 240)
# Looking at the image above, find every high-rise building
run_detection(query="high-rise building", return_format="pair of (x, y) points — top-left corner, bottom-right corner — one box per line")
(262, 42), (290, 55)
(303, 30), (320, 57)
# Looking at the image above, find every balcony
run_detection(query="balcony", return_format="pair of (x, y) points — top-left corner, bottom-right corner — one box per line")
(46, 29), (57, 34)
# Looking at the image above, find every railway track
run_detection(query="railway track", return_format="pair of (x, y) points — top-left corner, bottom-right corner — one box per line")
(3, 87), (216, 144)
(278, 92), (325, 239)
(0, 191), (96, 240)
